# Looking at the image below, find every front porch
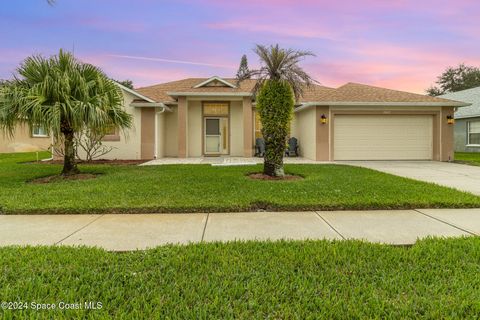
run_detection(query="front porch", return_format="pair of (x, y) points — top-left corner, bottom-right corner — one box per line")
(140, 156), (326, 166)
(172, 96), (255, 158)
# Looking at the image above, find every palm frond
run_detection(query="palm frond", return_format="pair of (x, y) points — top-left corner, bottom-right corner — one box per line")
(241, 44), (317, 99)
(0, 49), (132, 139)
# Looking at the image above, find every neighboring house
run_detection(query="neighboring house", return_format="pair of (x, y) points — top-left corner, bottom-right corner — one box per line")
(0, 124), (51, 153)
(440, 87), (480, 153)
(1, 76), (469, 161)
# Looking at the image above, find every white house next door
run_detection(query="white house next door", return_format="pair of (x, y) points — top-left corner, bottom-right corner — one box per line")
(204, 117), (228, 155)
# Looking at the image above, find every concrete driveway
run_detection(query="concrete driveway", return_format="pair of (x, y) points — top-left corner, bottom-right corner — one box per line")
(342, 161), (480, 195)
(0, 209), (477, 251)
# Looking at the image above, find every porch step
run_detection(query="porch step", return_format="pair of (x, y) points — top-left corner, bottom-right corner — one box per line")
(211, 158), (260, 166)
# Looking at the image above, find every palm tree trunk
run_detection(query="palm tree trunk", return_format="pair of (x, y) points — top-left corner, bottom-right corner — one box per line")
(263, 135), (285, 177)
(61, 127), (79, 176)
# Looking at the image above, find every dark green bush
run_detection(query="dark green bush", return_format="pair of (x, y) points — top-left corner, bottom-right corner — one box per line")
(256, 80), (294, 176)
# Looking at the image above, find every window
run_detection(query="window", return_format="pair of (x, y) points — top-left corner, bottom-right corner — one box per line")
(101, 125), (120, 141)
(203, 103), (229, 116)
(254, 111), (263, 139)
(32, 125), (48, 137)
(205, 118), (220, 135)
(104, 125), (117, 136)
(468, 121), (480, 145)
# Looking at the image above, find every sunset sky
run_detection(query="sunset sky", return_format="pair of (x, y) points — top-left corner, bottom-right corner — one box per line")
(1, 0), (480, 93)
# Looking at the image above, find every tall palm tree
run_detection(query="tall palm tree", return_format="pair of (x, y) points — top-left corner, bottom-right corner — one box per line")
(239, 44), (316, 177)
(0, 49), (132, 175)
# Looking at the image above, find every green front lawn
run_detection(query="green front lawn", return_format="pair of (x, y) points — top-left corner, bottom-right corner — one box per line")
(1, 238), (479, 318)
(1, 152), (480, 214)
(455, 152), (480, 166)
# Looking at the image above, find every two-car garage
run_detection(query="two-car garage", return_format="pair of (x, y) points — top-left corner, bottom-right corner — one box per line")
(333, 114), (434, 160)
(292, 82), (460, 162)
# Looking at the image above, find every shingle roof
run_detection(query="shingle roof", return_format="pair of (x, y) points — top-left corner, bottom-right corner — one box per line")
(328, 82), (456, 103)
(135, 78), (466, 106)
(136, 78), (255, 103)
(440, 86), (480, 119)
(136, 78), (336, 103)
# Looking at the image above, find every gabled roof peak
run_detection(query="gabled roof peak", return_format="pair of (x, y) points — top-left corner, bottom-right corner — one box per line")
(114, 81), (156, 103)
(193, 76), (237, 89)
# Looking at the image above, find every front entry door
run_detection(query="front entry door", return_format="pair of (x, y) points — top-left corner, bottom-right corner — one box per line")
(204, 117), (228, 155)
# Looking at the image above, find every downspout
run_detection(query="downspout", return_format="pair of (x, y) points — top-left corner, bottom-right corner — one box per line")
(154, 106), (167, 159)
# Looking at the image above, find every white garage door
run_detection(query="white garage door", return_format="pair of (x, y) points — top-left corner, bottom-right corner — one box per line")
(334, 114), (433, 160)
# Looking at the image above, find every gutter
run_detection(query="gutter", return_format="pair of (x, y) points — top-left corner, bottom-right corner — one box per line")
(166, 92), (252, 97)
(294, 101), (472, 112)
(130, 102), (172, 112)
(454, 114), (480, 120)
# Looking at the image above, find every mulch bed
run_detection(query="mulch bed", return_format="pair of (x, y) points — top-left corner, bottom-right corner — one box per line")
(29, 174), (99, 184)
(30, 159), (146, 166)
(248, 173), (303, 181)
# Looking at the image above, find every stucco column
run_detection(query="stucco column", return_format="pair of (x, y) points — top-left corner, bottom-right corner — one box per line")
(316, 106), (330, 161)
(141, 108), (155, 159)
(441, 106), (454, 162)
(242, 97), (253, 157)
(178, 96), (187, 158)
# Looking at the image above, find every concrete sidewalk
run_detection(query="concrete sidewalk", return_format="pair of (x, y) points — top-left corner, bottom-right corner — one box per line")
(0, 209), (478, 251)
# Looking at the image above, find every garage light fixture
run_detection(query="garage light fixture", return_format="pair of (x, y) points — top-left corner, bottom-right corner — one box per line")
(447, 115), (454, 125)
(320, 114), (327, 124)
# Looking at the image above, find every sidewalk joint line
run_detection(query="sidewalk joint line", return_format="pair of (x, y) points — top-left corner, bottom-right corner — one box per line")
(201, 213), (210, 242)
(414, 209), (478, 236)
(314, 211), (345, 240)
(55, 214), (106, 245)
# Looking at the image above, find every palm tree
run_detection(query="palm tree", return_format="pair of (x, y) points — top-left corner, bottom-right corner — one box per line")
(239, 44), (316, 177)
(0, 49), (132, 176)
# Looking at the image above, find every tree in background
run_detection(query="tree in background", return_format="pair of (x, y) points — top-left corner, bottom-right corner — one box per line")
(240, 44), (315, 177)
(236, 54), (250, 80)
(427, 63), (480, 96)
(116, 79), (134, 89)
(0, 49), (132, 175)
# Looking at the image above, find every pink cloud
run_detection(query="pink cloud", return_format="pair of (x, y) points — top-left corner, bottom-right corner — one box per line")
(307, 59), (460, 94)
(207, 21), (336, 40)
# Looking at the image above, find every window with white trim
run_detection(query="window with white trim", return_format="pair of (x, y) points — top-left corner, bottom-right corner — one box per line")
(468, 121), (480, 145)
(32, 125), (48, 137)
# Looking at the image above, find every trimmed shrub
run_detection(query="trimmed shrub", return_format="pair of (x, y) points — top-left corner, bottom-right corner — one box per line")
(256, 80), (294, 176)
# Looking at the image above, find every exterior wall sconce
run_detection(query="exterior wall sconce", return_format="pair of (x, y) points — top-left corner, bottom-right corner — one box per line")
(320, 114), (327, 124)
(447, 115), (455, 125)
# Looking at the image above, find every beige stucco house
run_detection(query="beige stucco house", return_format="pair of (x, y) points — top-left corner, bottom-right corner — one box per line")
(1, 76), (469, 161)
(0, 124), (52, 153)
